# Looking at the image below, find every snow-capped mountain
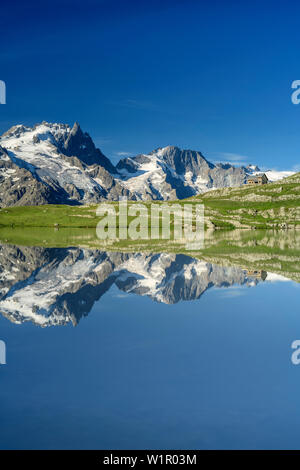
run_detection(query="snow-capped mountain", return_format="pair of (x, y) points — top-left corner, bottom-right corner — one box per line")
(116, 146), (247, 199)
(116, 146), (295, 199)
(0, 121), (294, 206)
(0, 122), (134, 207)
(0, 244), (275, 328)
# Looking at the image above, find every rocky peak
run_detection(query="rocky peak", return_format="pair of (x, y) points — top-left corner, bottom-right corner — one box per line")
(245, 164), (261, 173)
(63, 122), (116, 172)
(152, 145), (214, 175)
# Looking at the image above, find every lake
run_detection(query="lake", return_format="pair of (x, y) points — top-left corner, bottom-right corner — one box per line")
(0, 239), (299, 449)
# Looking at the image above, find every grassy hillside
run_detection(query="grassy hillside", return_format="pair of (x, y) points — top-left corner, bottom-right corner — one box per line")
(0, 173), (299, 230)
(190, 172), (300, 229)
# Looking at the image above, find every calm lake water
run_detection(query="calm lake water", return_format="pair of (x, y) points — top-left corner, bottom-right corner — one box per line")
(0, 244), (299, 449)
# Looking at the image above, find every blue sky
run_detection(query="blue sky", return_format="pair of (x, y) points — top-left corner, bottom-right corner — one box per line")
(0, 0), (300, 170)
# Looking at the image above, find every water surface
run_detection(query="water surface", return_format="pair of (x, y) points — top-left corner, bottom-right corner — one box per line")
(0, 242), (299, 449)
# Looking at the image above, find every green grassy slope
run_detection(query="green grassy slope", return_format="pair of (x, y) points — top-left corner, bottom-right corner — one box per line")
(0, 173), (299, 230)
(189, 172), (300, 229)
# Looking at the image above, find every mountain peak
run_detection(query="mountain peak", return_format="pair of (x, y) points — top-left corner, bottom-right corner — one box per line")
(62, 122), (115, 171)
(149, 145), (213, 174)
(150, 145), (180, 157)
(246, 164), (260, 172)
(70, 121), (81, 134)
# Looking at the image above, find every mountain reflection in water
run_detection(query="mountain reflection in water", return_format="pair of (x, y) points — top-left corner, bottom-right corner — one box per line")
(0, 244), (289, 327)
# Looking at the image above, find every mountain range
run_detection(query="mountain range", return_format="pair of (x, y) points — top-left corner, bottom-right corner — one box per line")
(0, 244), (280, 327)
(0, 121), (294, 207)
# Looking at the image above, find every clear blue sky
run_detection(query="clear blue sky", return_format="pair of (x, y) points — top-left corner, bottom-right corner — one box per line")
(1, 0), (300, 169)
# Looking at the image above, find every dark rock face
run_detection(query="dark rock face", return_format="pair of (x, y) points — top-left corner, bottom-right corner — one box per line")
(116, 157), (138, 173)
(87, 165), (135, 200)
(209, 164), (248, 188)
(0, 153), (62, 207)
(151, 146), (249, 188)
(151, 146), (214, 175)
(164, 167), (195, 199)
(63, 122), (116, 173)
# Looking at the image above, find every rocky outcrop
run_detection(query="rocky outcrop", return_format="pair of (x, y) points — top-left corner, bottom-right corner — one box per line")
(63, 122), (116, 172)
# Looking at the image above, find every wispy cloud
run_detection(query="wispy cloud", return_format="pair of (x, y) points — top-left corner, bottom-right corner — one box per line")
(93, 137), (112, 147)
(208, 151), (250, 167)
(115, 151), (133, 157)
(258, 165), (296, 175)
(219, 287), (246, 298)
(218, 152), (248, 161)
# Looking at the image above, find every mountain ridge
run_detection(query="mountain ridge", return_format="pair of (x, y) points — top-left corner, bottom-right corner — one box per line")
(0, 121), (295, 207)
